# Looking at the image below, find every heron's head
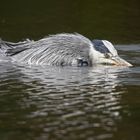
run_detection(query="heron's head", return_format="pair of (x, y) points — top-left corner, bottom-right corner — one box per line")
(91, 40), (132, 66)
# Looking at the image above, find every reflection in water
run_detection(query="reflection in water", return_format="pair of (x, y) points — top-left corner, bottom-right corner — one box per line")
(2, 63), (126, 139)
(0, 44), (140, 140)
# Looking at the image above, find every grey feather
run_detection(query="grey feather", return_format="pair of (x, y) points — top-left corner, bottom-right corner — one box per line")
(9, 33), (93, 66)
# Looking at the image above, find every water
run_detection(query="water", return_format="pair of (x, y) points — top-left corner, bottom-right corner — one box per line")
(0, 0), (140, 43)
(0, 0), (140, 140)
(0, 44), (140, 140)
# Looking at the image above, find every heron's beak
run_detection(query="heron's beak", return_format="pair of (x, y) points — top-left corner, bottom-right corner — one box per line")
(111, 57), (132, 67)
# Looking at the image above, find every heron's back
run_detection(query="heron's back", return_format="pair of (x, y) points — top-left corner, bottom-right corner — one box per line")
(9, 33), (93, 66)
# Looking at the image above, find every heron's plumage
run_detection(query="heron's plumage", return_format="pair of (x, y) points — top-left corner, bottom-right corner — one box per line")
(5, 33), (93, 65)
(0, 33), (132, 66)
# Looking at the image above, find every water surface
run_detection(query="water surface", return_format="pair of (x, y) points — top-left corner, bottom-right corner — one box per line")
(0, 44), (140, 140)
(0, 0), (140, 139)
(0, 0), (140, 43)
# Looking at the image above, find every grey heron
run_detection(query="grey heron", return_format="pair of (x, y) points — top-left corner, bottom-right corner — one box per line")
(0, 33), (132, 67)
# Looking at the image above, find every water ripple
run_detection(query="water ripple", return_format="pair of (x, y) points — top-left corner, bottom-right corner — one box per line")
(0, 44), (140, 140)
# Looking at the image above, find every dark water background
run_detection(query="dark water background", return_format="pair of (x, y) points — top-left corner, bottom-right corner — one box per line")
(0, 0), (140, 43)
(0, 0), (140, 140)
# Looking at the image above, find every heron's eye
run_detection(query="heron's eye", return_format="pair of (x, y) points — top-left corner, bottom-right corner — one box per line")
(104, 53), (111, 59)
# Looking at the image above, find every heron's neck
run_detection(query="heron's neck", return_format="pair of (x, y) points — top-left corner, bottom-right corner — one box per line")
(89, 45), (100, 65)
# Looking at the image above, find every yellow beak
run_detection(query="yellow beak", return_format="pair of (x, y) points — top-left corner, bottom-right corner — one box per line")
(111, 57), (133, 67)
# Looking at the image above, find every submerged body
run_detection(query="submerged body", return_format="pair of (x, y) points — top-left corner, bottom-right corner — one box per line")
(0, 33), (132, 66)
